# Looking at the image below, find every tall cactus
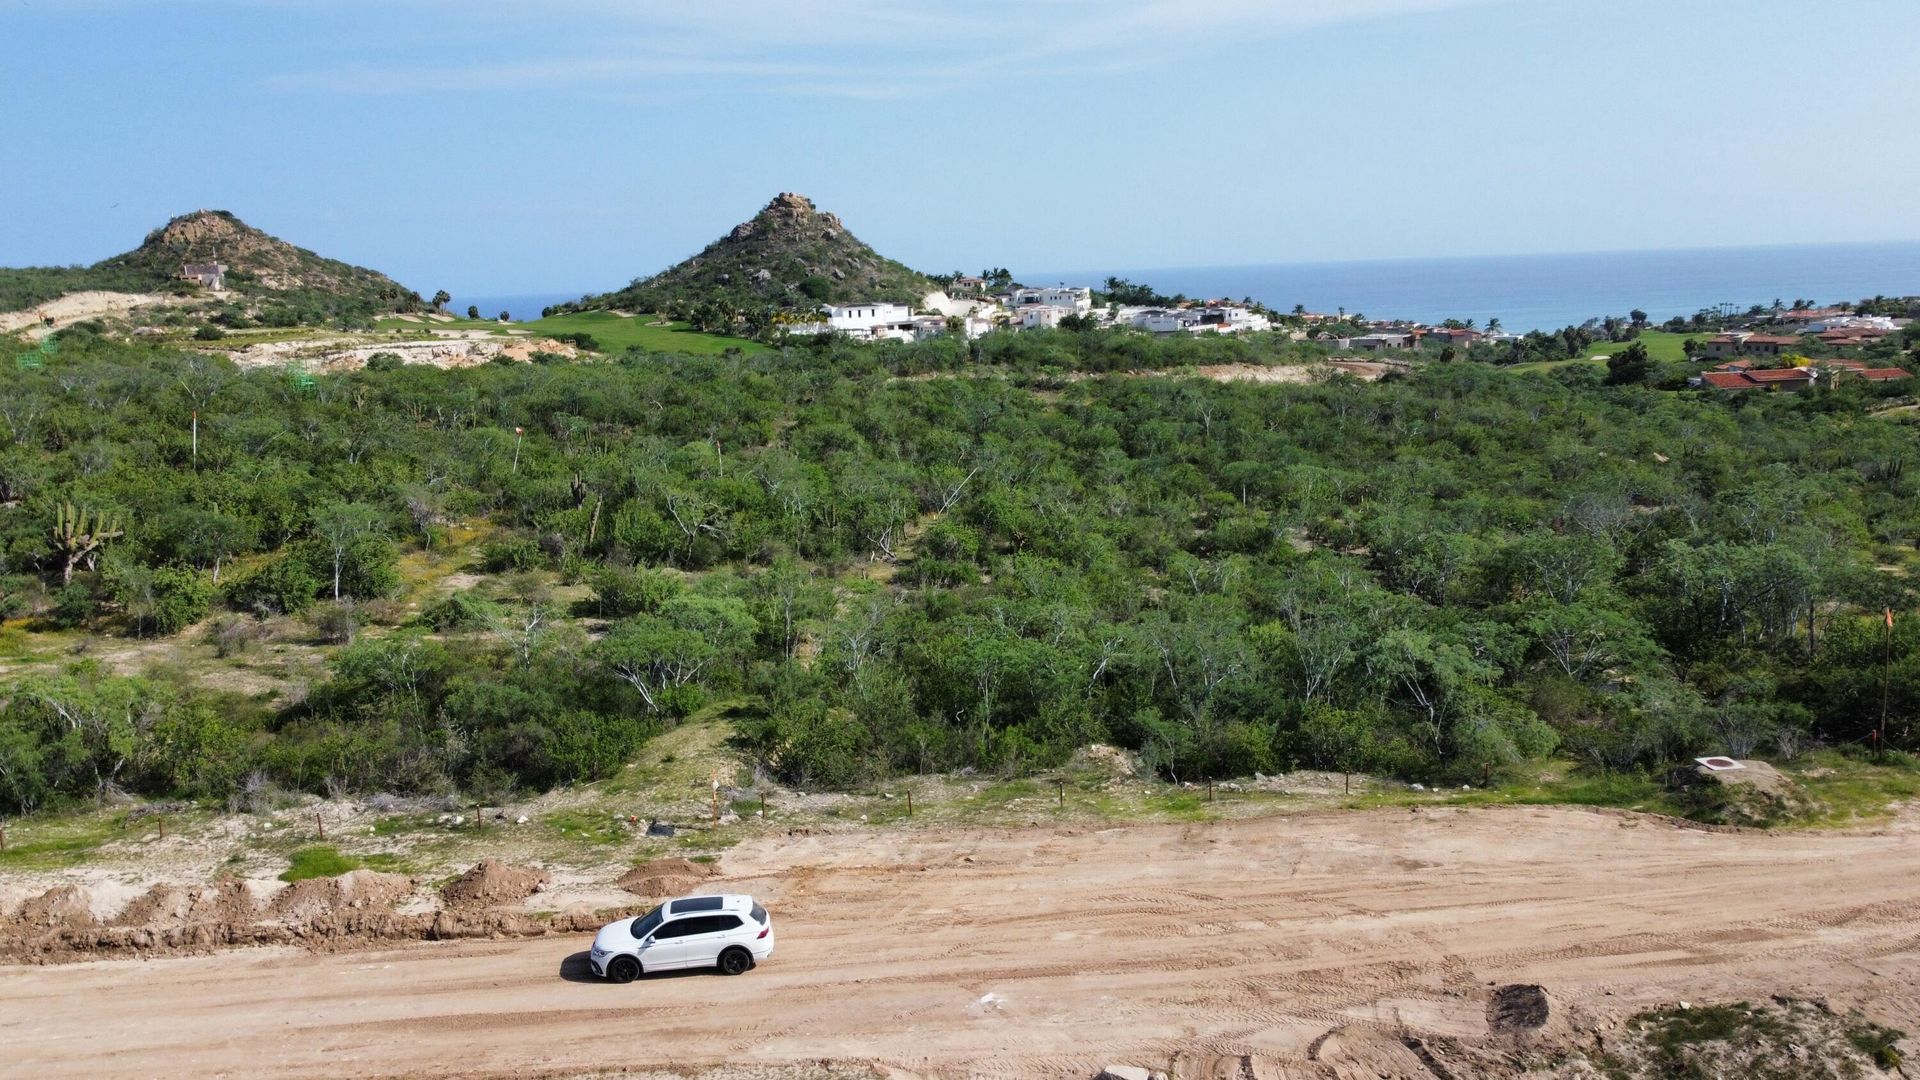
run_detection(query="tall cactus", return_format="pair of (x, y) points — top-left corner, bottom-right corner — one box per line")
(51, 502), (125, 585)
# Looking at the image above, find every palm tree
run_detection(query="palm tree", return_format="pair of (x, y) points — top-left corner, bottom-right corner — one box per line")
(1486, 317), (1503, 334)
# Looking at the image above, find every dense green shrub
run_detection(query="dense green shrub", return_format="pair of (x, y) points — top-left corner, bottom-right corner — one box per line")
(224, 554), (322, 616)
(148, 567), (214, 634)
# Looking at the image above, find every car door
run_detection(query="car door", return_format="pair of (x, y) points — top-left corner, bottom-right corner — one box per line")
(677, 915), (744, 969)
(640, 916), (698, 970)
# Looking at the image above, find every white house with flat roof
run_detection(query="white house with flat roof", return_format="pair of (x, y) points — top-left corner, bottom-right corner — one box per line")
(1195, 304), (1272, 333)
(1008, 286), (1093, 315)
(827, 302), (913, 333)
(1018, 305), (1071, 330)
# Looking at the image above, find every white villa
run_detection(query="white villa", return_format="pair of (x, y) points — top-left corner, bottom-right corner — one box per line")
(1008, 286), (1093, 315)
(827, 302), (913, 334)
(1119, 302), (1272, 335)
(1018, 305), (1071, 330)
(791, 301), (992, 342)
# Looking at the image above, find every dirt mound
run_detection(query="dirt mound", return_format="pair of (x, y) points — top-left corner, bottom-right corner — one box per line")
(1690, 759), (1811, 826)
(440, 860), (549, 908)
(12, 886), (98, 932)
(1489, 984), (1553, 1032)
(116, 880), (258, 929)
(268, 871), (415, 922)
(113, 884), (193, 927)
(616, 857), (720, 899)
(1070, 743), (1138, 779)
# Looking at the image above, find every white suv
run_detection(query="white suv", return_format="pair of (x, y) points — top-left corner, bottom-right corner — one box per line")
(589, 894), (774, 981)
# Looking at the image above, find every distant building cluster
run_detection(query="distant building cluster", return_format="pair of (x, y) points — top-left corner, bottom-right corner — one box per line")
(786, 281), (1283, 342)
(1689, 356), (1911, 392)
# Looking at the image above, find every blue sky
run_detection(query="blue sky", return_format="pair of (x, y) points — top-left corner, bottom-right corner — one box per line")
(4, 0), (1918, 295)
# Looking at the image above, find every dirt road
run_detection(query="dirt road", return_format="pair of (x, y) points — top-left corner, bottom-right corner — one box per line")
(4, 805), (1917, 1078)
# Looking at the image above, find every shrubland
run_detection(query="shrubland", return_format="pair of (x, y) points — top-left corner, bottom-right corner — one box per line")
(0, 324), (1916, 816)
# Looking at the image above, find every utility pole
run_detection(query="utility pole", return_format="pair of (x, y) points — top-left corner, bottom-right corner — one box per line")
(511, 426), (524, 475)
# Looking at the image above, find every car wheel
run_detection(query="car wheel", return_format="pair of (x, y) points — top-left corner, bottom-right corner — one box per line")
(607, 955), (641, 984)
(718, 947), (753, 976)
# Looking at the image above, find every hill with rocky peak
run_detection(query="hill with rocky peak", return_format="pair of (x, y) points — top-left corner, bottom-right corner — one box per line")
(1, 210), (420, 321)
(550, 193), (935, 316)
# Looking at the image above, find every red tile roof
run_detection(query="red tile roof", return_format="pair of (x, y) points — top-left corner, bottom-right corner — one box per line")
(1857, 368), (1912, 381)
(1744, 335), (1802, 346)
(1744, 368), (1813, 383)
(1699, 372), (1758, 389)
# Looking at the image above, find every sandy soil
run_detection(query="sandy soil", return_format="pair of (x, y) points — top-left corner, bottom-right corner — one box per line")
(1192, 361), (1395, 384)
(2, 804), (1916, 1078)
(0, 290), (174, 338)
(221, 334), (578, 371)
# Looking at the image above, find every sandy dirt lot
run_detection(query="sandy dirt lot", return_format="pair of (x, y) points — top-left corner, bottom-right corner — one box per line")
(1192, 361), (1396, 383)
(3, 805), (1916, 1078)
(0, 290), (173, 338)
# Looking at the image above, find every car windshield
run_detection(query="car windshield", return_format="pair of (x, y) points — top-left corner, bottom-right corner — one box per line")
(630, 905), (665, 939)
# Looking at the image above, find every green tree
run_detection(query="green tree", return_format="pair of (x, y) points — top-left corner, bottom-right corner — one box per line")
(310, 503), (386, 601)
(1605, 342), (1652, 385)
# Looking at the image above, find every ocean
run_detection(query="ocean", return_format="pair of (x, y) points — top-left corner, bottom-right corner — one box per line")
(443, 291), (585, 323)
(1028, 241), (1920, 332)
(451, 241), (1920, 334)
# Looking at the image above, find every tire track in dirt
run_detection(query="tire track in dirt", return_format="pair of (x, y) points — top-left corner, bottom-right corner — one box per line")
(4, 804), (1918, 1078)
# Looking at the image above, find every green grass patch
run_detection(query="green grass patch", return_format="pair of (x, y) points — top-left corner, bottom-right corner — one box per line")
(1581, 331), (1704, 364)
(0, 814), (124, 870)
(1341, 761), (1683, 816)
(542, 809), (631, 846)
(518, 311), (767, 356)
(1780, 748), (1920, 827)
(1142, 789), (1220, 821)
(279, 845), (407, 882)
(1508, 331), (1706, 373)
(369, 813), (436, 837)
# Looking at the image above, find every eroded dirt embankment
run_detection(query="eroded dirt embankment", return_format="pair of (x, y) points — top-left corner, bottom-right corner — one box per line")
(0, 857), (706, 964)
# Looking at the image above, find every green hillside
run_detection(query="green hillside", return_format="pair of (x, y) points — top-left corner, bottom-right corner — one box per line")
(0, 210), (421, 321)
(550, 193), (936, 317)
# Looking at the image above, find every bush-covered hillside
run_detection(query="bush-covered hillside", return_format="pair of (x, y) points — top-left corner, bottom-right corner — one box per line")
(550, 193), (935, 319)
(0, 210), (421, 323)
(0, 325), (1915, 813)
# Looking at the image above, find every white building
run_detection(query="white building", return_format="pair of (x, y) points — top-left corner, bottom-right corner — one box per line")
(1008, 286), (1093, 315)
(1018, 305), (1070, 330)
(1800, 315), (1899, 333)
(1127, 308), (1192, 334)
(827, 303), (914, 335)
(1195, 305), (1273, 333)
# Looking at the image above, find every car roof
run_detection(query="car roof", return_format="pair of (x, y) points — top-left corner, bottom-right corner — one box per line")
(664, 893), (755, 916)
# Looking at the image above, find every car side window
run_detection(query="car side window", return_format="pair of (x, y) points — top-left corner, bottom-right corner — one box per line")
(669, 915), (741, 936)
(651, 918), (691, 940)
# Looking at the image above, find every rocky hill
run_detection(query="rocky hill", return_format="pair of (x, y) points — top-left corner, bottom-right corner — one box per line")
(551, 193), (935, 316)
(1, 210), (420, 320)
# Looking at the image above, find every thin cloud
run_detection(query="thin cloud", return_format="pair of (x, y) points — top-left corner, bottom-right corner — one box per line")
(259, 0), (1510, 97)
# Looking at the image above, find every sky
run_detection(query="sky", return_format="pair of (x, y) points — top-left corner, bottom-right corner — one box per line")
(4, 0), (1919, 296)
